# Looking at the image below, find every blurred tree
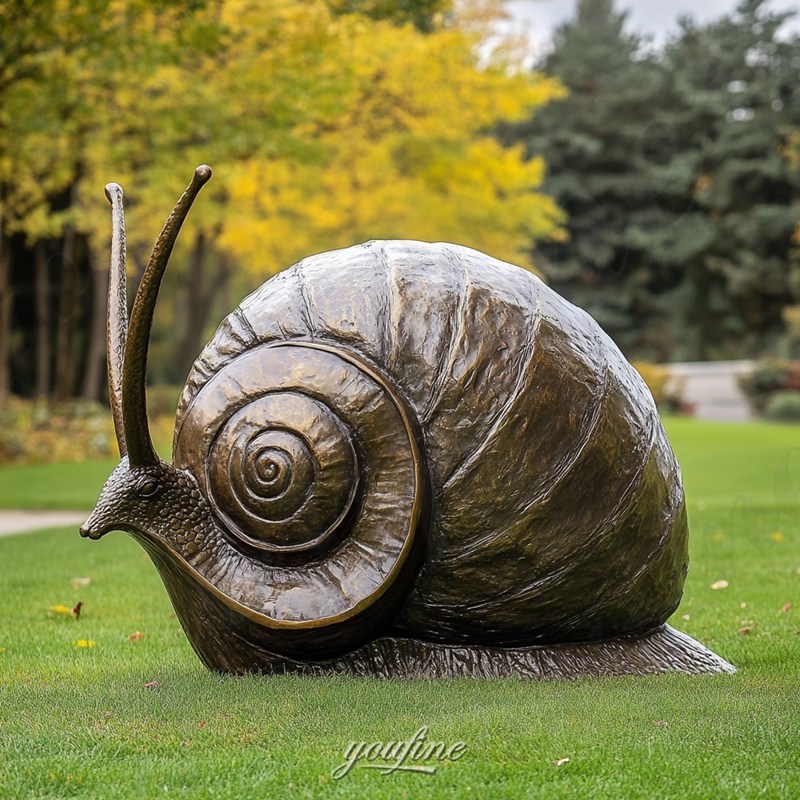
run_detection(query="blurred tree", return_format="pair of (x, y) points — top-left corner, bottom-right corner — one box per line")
(509, 0), (800, 361)
(0, 0), (215, 400)
(0, 0), (90, 400)
(651, 0), (800, 359)
(1, 0), (566, 401)
(92, 0), (561, 383)
(326, 0), (450, 31)
(218, 7), (565, 277)
(503, 0), (675, 358)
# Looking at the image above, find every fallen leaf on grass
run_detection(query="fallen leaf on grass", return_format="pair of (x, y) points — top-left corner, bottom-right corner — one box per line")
(652, 720), (669, 727)
(198, 722), (208, 729)
(780, 603), (791, 613)
(50, 602), (83, 619)
(128, 631), (144, 642)
(143, 681), (160, 689)
(552, 757), (570, 767)
(681, 614), (690, 621)
(710, 580), (729, 590)
(72, 640), (96, 648)
(70, 577), (91, 589)
(738, 626), (755, 635)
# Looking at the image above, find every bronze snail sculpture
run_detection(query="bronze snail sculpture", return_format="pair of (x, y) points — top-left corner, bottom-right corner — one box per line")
(81, 166), (734, 679)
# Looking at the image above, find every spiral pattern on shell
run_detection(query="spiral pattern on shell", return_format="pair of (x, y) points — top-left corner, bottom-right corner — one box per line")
(174, 240), (688, 647)
(174, 340), (426, 633)
(206, 388), (359, 554)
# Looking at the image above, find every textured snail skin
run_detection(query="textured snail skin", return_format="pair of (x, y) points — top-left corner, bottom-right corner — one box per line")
(83, 240), (735, 677)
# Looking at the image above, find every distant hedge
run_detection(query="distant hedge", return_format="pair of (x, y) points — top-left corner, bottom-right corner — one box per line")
(738, 359), (800, 417)
(0, 397), (175, 465)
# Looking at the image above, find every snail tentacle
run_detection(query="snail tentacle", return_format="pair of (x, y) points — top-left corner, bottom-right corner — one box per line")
(104, 182), (128, 456)
(123, 165), (212, 467)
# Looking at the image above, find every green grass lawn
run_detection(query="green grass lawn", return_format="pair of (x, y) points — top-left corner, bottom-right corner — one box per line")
(0, 441), (169, 511)
(0, 459), (117, 510)
(1, 417), (798, 799)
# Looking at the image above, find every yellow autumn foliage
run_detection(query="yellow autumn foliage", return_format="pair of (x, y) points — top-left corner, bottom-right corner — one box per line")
(213, 3), (566, 273)
(2, 0), (565, 278)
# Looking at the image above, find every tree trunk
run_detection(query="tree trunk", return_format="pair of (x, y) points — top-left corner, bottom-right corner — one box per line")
(216, 254), (232, 324)
(34, 240), (52, 398)
(54, 213), (78, 401)
(177, 231), (214, 381)
(81, 247), (110, 402)
(0, 219), (11, 405)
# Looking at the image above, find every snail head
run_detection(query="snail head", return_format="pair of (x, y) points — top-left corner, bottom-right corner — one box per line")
(80, 167), (212, 542)
(79, 456), (213, 549)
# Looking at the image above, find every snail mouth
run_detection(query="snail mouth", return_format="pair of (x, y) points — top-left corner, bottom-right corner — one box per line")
(79, 516), (111, 540)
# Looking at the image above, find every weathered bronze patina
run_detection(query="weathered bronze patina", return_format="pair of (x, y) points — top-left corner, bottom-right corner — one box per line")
(81, 166), (734, 678)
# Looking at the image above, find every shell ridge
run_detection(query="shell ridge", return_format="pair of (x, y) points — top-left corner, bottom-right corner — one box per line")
(421, 245), (469, 424)
(517, 348), (612, 513)
(435, 369), (680, 635)
(507, 339), (663, 524)
(234, 307), (259, 345)
(441, 273), (542, 491)
(422, 323), (456, 425)
(540, 482), (686, 635)
(175, 307), (261, 439)
(375, 243), (396, 372)
(436, 353), (611, 569)
(461, 427), (676, 621)
(294, 261), (315, 338)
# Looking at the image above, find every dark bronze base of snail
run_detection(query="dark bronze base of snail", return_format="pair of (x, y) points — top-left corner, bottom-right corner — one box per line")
(138, 534), (734, 679)
(204, 626), (735, 679)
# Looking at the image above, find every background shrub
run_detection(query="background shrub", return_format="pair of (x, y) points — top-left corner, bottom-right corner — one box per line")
(738, 359), (800, 414)
(763, 390), (800, 422)
(0, 397), (175, 465)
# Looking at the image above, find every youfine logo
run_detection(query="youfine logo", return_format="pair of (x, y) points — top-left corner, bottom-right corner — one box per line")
(332, 725), (467, 779)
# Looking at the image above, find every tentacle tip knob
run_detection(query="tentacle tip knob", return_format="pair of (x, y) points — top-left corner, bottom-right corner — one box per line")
(104, 183), (123, 204)
(194, 165), (212, 185)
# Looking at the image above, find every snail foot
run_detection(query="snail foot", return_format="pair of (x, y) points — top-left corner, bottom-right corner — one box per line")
(220, 625), (736, 679)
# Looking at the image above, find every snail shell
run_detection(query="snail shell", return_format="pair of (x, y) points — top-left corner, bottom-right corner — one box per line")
(172, 240), (688, 651)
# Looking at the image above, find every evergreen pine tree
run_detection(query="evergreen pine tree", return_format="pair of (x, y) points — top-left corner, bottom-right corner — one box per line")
(508, 0), (675, 358)
(647, 0), (800, 359)
(512, 0), (800, 360)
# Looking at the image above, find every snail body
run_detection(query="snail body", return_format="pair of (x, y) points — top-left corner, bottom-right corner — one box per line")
(82, 167), (734, 678)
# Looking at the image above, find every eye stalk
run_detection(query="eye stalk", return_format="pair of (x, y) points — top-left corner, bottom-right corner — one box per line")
(105, 182), (128, 457)
(105, 166), (212, 468)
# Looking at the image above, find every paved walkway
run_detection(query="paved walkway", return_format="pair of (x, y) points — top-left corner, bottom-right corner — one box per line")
(0, 509), (88, 537)
(667, 360), (753, 422)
